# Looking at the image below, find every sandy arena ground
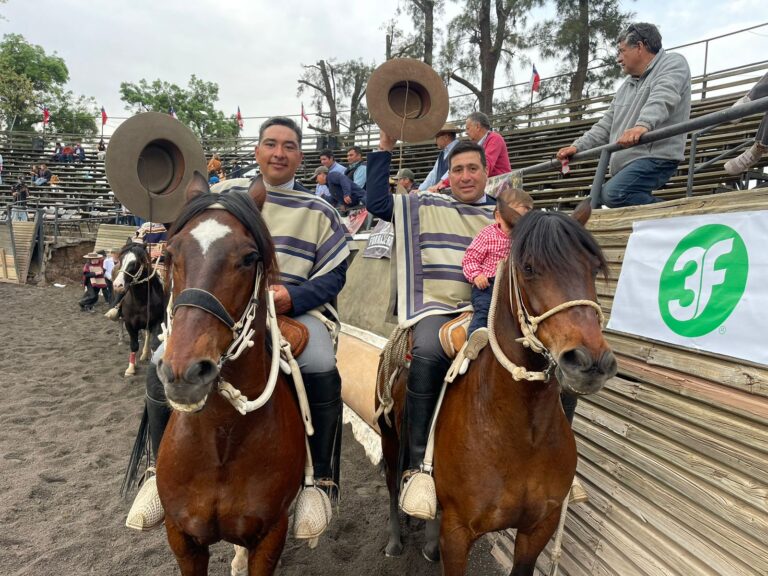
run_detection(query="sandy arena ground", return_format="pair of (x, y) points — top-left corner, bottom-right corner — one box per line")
(0, 282), (504, 575)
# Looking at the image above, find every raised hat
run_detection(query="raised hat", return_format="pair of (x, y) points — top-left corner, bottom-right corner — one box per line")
(313, 166), (329, 178)
(396, 168), (416, 180)
(105, 112), (207, 223)
(366, 58), (449, 143)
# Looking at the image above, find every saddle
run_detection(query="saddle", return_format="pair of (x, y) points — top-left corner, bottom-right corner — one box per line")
(438, 311), (473, 359)
(277, 314), (309, 357)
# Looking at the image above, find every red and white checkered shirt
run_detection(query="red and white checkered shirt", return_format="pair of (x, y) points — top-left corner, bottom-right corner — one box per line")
(462, 222), (511, 282)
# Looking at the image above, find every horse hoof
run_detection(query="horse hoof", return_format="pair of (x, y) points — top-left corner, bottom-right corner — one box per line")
(140, 353), (150, 362)
(422, 544), (440, 563)
(124, 365), (136, 377)
(385, 540), (404, 557)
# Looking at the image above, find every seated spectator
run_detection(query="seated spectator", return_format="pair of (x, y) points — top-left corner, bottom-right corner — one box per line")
(11, 177), (30, 222)
(74, 142), (86, 162)
(208, 171), (220, 186)
(52, 142), (63, 162)
(97, 139), (107, 161)
(396, 168), (417, 192)
(345, 145), (367, 188)
(315, 149), (346, 200)
(725, 71), (768, 175)
(61, 144), (75, 163)
(34, 164), (52, 186)
(466, 111), (512, 177)
(207, 153), (222, 174)
(313, 166), (365, 210)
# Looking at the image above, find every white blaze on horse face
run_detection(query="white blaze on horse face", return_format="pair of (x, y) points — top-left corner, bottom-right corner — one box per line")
(114, 251), (136, 290)
(190, 219), (232, 257)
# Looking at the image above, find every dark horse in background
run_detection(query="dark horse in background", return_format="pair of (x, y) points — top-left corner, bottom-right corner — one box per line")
(112, 241), (166, 376)
(379, 200), (618, 576)
(155, 175), (305, 575)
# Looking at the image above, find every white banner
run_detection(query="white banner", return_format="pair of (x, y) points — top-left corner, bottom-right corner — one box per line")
(608, 210), (768, 366)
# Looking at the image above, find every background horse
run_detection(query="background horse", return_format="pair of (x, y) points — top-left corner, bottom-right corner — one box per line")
(156, 175), (305, 576)
(379, 200), (618, 576)
(112, 241), (166, 376)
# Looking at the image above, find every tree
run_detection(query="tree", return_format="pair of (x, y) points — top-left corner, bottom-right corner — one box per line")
(47, 90), (98, 135)
(297, 59), (375, 136)
(531, 0), (633, 119)
(385, 1), (444, 65)
(119, 75), (239, 141)
(440, 0), (541, 116)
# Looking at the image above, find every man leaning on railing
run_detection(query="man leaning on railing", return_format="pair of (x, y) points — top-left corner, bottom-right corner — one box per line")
(557, 22), (691, 208)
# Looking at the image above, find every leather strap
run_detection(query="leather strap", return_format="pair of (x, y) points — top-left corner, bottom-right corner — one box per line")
(173, 288), (236, 330)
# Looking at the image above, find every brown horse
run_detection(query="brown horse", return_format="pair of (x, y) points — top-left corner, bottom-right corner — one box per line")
(155, 174), (305, 575)
(379, 200), (618, 576)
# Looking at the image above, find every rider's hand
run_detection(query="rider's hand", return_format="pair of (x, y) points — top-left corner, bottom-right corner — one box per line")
(379, 130), (398, 152)
(617, 126), (648, 148)
(556, 146), (577, 162)
(270, 284), (293, 314)
(343, 195), (352, 205)
(473, 274), (490, 290)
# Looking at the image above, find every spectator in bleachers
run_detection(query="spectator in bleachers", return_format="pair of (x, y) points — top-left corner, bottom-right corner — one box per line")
(396, 168), (417, 192)
(315, 149), (346, 201)
(74, 142), (86, 163)
(97, 139), (107, 161)
(61, 144), (75, 163)
(557, 22), (691, 208)
(725, 71), (768, 175)
(313, 166), (365, 211)
(208, 171), (220, 186)
(419, 122), (461, 192)
(465, 111), (512, 177)
(34, 164), (52, 186)
(52, 142), (63, 162)
(345, 145), (367, 188)
(11, 177), (30, 221)
(207, 153), (222, 174)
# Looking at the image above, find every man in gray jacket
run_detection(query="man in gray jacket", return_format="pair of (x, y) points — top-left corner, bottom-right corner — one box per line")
(557, 23), (691, 207)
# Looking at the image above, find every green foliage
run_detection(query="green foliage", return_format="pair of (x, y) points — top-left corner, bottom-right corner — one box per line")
(119, 75), (240, 142)
(47, 90), (98, 135)
(0, 33), (68, 91)
(0, 62), (35, 131)
(385, 1), (444, 64)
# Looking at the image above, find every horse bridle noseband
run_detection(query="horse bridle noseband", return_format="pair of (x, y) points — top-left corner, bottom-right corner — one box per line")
(487, 259), (605, 383)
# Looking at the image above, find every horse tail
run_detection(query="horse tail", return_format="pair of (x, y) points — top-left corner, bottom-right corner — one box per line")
(120, 403), (151, 499)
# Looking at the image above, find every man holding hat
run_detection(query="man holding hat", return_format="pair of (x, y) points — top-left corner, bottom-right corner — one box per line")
(419, 122), (461, 191)
(313, 165), (366, 210)
(367, 130), (496, 520)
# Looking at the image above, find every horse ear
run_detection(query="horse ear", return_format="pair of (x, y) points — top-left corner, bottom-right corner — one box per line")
(572, 199), (592, 226)
(185, 171), (210, 203)
(248, 175), (268, 210)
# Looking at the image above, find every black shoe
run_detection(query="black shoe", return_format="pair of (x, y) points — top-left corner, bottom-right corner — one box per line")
(403, 356), (448, 472)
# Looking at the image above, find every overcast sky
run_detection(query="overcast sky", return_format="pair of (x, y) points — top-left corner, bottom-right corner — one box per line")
(1, 0), (766, 138)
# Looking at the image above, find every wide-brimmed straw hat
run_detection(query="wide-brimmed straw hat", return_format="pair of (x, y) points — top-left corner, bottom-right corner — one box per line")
(105, 112), (206, 223)
(366, 58), (449, 143)
(83, 252), (102, 259)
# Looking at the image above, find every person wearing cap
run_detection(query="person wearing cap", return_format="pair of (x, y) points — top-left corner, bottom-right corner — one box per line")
(465, 111), (512, 177)
(396, 168), (417, 192)
(125, 116), (350, 542)
(313, 165), (366, 210)
(367, 131), (497, 520)
(419, 122), (461, 192)
(315, 149), (347, 201)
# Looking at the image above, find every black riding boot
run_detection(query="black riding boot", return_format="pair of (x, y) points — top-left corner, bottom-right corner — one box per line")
(405, 356), (448, 471)
(304, 369), (343, 496)
(561, 392), (579, 426)
(146, 363), (171, 460)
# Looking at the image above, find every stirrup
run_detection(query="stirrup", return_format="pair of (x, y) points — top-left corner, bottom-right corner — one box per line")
(293, 481), (333, 543)
(399, 469), (437, 520)
(105, 306), (120, 321)
(569, 477), (589, 504)
(125, 467), (165, 531)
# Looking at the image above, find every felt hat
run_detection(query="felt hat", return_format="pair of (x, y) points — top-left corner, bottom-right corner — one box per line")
(396, 168), (416, 180)
(105, 112), (206, 223)
(436, 122), (461, 134)
(83, 252), (102, 259)
(366, 58), (449, 143)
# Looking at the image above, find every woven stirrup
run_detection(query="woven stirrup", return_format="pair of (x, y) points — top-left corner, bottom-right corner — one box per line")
(569, 477), (589, 504)
(293, 486), (332, 542)
(399, 471), (437, 520)
(125, 468), (164, 531)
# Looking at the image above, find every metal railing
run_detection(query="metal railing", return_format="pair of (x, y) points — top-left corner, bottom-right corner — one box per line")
(514, 96), (768, 207)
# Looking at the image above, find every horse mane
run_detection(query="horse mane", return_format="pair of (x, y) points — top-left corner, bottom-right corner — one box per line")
(168, 190), (278, 284)
(511, 210), (608, 280)
(119, 240), (150, 264)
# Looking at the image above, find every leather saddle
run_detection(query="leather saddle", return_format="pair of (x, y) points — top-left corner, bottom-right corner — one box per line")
(437, 311), (473, 359)
(277, 314), (309, 357)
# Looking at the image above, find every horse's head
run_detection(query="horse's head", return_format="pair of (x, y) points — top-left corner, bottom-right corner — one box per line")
(157, 173), (276, 412)
(113, 242), (150, 293)
(501, 199), (617, 396)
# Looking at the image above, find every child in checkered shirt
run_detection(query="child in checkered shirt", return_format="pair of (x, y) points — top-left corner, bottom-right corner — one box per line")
(461, 187), (533, 359)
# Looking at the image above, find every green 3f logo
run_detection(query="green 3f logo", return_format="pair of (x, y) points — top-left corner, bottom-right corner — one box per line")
(658, 224), (748, 337)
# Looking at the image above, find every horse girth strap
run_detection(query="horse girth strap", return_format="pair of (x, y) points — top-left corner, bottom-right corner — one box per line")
(173, 288), (236, 330)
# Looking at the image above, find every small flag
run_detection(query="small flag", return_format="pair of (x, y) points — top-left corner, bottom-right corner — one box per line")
(301, 103), (309, 123)
(531, 65), (541, 93)
(42, 107), (50, 125)
(168, 106), (177, 119)
(101, 106), (108, 126)
(236, 106), (244, 129)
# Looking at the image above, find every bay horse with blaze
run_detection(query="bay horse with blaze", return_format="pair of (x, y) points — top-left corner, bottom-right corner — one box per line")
(379, 199), (618, 575)
(155, 174), (305, 575)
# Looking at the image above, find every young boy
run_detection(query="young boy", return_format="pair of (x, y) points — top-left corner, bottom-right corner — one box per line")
(461, 187), (534, 359)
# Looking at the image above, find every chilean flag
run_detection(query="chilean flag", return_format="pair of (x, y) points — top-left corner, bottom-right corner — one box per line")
(236, 106), (244, 129)
(531, 65), (541, 93)
(42, 107), (50, 125)
(101, 106), (108, 126)
(168, 106), (177, 119)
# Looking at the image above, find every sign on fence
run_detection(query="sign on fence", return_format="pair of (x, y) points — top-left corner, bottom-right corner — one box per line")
(608, 211), (768, 365)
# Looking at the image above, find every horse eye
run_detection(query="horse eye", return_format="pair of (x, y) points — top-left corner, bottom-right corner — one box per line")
(240, 252), (259, 267)
(523, 264), (535, 275)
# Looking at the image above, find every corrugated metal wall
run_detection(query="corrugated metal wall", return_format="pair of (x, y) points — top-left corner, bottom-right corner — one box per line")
(490, 189), (768, 576)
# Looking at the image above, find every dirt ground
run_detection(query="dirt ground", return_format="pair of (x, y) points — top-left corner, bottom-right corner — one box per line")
(0, 282), (504, 576)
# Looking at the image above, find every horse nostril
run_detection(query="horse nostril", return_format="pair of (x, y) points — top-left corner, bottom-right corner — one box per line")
(599, 351), (618, 378)
(158, 360), (174, 384)
(184, 360), (219, 386)
(560, 348), (592, 372)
